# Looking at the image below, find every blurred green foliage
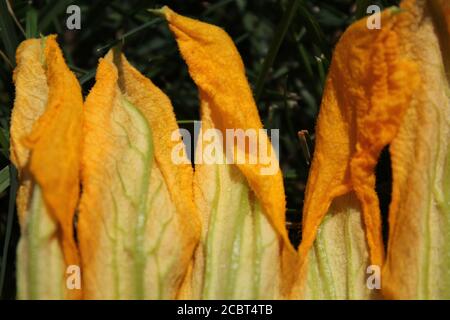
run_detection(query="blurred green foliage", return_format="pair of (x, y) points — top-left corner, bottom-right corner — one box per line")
(0, 0), (399, 299)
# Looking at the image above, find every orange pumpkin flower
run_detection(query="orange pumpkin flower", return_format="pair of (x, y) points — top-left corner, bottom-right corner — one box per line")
(11, 35), (83, 299)
(383, 0), (450, 299)
(78, 49), (200, 299)
(157, 6), (298, 299)
(296, 5), (419, 299)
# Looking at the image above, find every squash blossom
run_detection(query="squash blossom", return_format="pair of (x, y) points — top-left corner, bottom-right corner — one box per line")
(295, 5), (420, 299)
(383, 0), (450, 299)
(10, 35), (83, 299)
(156, 7), (298, 299)
(78, 49), (200, 299)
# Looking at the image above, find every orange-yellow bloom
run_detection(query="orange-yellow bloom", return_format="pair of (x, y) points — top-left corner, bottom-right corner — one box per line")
(11, 35), (83, 299)
(296, 6), (419, 298)
(79, 50), (200, 299)
(383, 0), (450, 299)
(158, 6), (298, 299)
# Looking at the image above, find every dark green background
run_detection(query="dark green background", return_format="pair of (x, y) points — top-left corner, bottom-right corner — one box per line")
(0, 0), (399, 299)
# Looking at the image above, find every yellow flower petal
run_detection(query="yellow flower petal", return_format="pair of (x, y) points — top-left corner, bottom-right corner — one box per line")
(301, 193), (374, 299)
(11, 35), (83, 299)
(159, 6), (298, 299)
(78, 50), (200, 299)
(296, 8), (419, 298)
(188, 101), (282, 299)
(11, 38), (47, 228)
(383, 0), (450, 299)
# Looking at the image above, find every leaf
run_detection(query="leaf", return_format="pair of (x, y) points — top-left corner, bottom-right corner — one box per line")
(158, 6), (298, 299)
(0, 0), (20, 66)
(0, 166), (10, 194)
(254, 0), (300, 101)
(11, 35), (83, 299)
(382, 0), (450, 300)
(95, 18), (162, 54)
(296, 7), (419, 298)
(355, 0), (371, 19)
(25, 7), (39, 39)
(0, 165), (17, 299)
(79, 50), (200, 299)
(0, 127), (9, 158)
(38, 0), (72, 32)
(78, 68), (96, 85)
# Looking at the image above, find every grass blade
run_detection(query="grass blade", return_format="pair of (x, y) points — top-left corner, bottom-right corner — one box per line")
(0, 0), (20, 66)
(297, 1), (326, 49)
(0, 165), (17, 299)
(254, 0), (300, 101)
(298, 44), (313, 78)
(355, 0), (371, 19)
(96, 18), (161, 53)
(0, 127), (9, 158)
(203, 0), (235, 16)
(38, 0), (72, 32)
(26, 6), (39, 39)
(0, 165), (10, 193)
(5, 0), (25, 37)
(79, 68), (96, 85)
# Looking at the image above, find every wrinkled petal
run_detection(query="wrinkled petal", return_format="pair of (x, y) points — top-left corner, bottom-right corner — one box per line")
(78, 50), (200, 299)
(296, 8), (419, 299)
(302, 193), (373, 299)
(159, 6), (298, 299)
(11, 35), (83, 299)
(383, 0), (450, 299)
(189, 102), (281, 299)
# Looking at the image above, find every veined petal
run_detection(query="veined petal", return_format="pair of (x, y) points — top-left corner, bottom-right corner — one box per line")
(301, 193), (373, 299)
(79, 50), (200, 299)
(190, 101), (281, 299)
(296, 8), (419, 299)
(11, 38), (47, 228)
(11, 35), (83, 299)
(159, 6), (298, 299)
(383, 0), (450, 299)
